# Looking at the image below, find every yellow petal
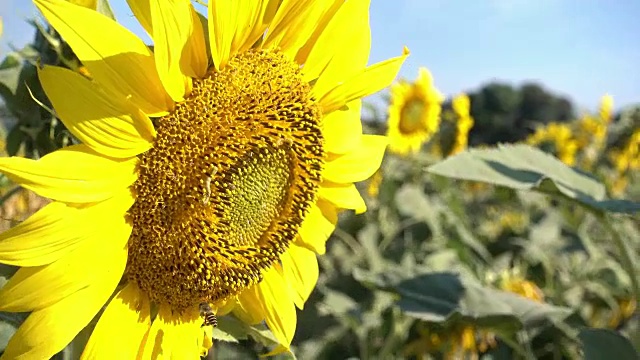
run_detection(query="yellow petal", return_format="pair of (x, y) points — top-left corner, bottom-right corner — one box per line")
(34, 0), (171, 116)
(281, 243), (318, 309)
(317, 47), (409, 114)
(0, 190), (133, 267)
(0, 194), (131, 312)
(318, 182), (367, 214)
(169, 309), (205, 359)
(208, 0), (272, 70)
(139, 305), (168, 359)
(264, 0), (331, 59)
(0, 202), (81, 267)
(67, 0), (97, 9)
(187, 5), (209, 77)
(324, 0), (370, 76)
(233, 0), (278, 54)
(140, 305), (203, 359)
(0, 144), (137, 203)
(298, 200), (337, 255)
(1, 244), (125, 359)
(207, 0), (235, 70)
(294, 0), (343, 66)
(39, 65), (155, 158)
(303, 0), (370, 92)
(323, 100), (363, 155)
(81, 283), (151, 360)
(234, 287), (266, 325)
(256, 267), (297, 349)
(150, 0), (207, 101)
(213, 297), (236, 317)
(200, 326), (214, 358)
(323, 135), (387, 184)
(127, 0), (152, 36)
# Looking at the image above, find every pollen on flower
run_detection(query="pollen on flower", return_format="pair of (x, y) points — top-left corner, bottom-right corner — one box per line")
(126, 50), (324, 311)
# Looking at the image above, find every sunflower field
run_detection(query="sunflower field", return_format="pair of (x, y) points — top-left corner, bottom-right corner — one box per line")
(0, 1), (638, 360)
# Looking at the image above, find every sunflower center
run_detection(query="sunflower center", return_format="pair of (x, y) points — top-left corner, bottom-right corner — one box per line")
(126, 50), (324, 311)
(399, 97), (426, 133)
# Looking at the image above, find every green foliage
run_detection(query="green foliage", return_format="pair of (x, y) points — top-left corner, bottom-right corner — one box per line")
(427, 144), (640, 214)
(354, 269), (572, 332)
(580, 329), (639, 360)
(284, 142), (639, 359)
(463, 82), (575, 145)
(0, 19), (78, 158)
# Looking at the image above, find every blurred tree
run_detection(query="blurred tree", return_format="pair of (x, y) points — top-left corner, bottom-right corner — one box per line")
(468, 83), (519, 145)
(452, 82), (576, 145)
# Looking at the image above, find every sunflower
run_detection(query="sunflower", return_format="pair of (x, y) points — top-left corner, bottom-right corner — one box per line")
(386, 67), (443, 156)
(449, 93), (474, 156)
(0, 0), (408, 358)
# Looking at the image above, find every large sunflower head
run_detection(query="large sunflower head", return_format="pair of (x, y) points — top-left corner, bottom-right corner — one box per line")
(386, 67), (443, 156)
(0, 0), (407, 357)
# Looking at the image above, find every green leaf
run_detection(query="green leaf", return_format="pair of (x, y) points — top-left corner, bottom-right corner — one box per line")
(212, 321), (241, 343)
(401, 273), (570, 330)
(395, 184), (443, 239)
(427, 144), (640, 214)
(211, 342), (259, 360)
(393, 272), (465, 323)
(0, 55), (42, 128)
(5, 126), (25, 156)
(356, 223), (384, 272)
(355, 269), (572, 336)
(0, 264), (18, 289)
(317, 289), (359, 317)
(215, 315), (279, 346)
(16, 45), (40, 62)
(394, 184), (491, 261)
(352, 267), (408, 291)
(439, 204), (492, 262)
(516, 214), (564, 269)
(590, 199), (640, 214)
(31, 19), (61, 50)
(0, 55), (24, 103)
(579, 328), (639, 360)
(423, 249), (464, 272)
(0, 321), (17, 353)
(0, 54), (21, 71)
(0, 266), (21, 353)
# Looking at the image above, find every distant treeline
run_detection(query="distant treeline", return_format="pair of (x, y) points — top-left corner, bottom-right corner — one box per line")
(442, 82), (576, 146)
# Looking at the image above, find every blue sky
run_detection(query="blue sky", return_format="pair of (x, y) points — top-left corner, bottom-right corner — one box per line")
(2, 0), (639, 111)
